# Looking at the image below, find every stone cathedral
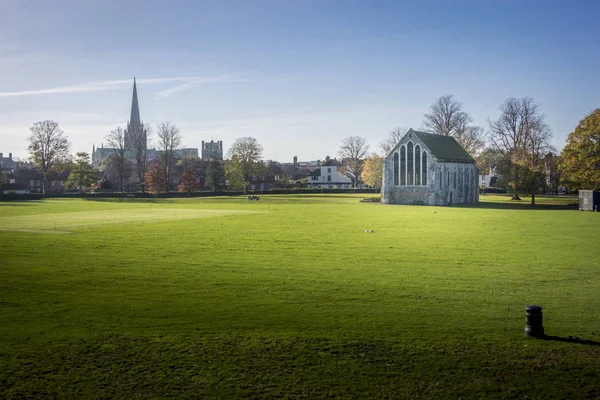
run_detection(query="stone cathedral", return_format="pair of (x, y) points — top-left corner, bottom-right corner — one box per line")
(381, 128), (479, 206)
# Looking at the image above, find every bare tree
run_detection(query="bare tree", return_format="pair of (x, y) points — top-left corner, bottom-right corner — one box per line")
(379, 127), (408, 156)
(338, 136), (369, 188)
(105, 127), (128, 192)
(423, 95), (468, 136)
(489, 97), (554, 202)
(423, 95), (486, 157)
(27, 120), (70, 194)
(131, 122), (151, 192)
(156, 122), (182, 192)
(454, 125), (486, 157)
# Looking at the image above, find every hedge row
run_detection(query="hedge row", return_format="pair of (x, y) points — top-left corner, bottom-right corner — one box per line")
(0, 188), (381, 201)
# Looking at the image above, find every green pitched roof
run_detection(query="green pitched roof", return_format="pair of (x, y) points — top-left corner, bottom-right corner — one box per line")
(410, 129), (475, 163)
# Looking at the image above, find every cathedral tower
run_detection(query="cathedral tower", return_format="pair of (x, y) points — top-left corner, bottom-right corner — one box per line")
(124, 78), (143, 151)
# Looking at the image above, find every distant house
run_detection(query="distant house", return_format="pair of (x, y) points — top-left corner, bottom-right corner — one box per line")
(382, 128), (479, 205)
(479, 166), (496, 189)
(14, 168), (70, 193)
(2, 183), (29, 195)
(307, 159), (353, 189)
(0, 152), (15, 174)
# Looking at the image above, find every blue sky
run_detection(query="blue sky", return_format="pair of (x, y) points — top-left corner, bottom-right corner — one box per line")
(1, 0), (598, 161)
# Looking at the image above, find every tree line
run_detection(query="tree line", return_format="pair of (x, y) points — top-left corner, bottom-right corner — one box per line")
(16, 98), (600, 197)
(359, 95), (600, 204)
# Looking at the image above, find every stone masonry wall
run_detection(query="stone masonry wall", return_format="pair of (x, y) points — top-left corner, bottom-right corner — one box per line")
(382, 153), (479, 206)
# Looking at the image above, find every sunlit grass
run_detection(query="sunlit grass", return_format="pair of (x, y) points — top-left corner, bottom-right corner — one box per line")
(0, 194), (598, 399)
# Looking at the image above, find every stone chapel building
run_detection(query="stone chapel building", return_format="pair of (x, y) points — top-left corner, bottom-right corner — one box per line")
(381, 128), (479, 206)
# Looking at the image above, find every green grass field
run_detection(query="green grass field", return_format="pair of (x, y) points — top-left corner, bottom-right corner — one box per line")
(1, 194), (599, 399)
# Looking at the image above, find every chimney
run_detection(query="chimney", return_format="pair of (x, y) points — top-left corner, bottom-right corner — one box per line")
(293, 156), (297, 166)
(0, 153), (3, 159)
(8, 153), (12, 160)
(325, 155), (330, 162)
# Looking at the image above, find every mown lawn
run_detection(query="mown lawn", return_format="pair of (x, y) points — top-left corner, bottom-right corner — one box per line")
(0, 194), (598, 399)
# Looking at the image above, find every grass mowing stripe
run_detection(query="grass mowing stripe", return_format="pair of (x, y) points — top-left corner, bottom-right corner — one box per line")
(0, 208), (259, 232)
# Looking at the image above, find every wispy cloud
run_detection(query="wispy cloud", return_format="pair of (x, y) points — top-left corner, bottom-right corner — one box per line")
(153, 75), (235, 100)
(0, 76), (233, 98)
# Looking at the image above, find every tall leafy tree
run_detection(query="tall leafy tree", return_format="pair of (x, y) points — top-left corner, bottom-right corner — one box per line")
(225, 137), (265, 192)
(559, 109), (600, 190)
(65, 152), (98, 193)
(361, 154), (384, 188)
(476, 148), (503, 177)
(156, 122), (183, 192)
(338, 136), (369, 188)
(206, 156), (224, 191)
(178, 164), (200, 195)
(145, 162), (166, 196)
(27, 120), (70, 194)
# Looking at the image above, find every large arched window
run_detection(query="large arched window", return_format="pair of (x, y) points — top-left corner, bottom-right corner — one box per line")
(422, 152), (428, 185)
(414, 145), (421, 185)
(407, 142), (414, 185)
(393, 152), (399, 186)
(400, 145), (406, 185)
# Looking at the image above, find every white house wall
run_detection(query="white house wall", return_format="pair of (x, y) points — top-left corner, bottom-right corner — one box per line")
(307, 166), (352, 188)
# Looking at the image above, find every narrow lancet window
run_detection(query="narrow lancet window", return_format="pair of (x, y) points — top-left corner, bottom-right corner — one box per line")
(407, 142), (414, 185)
(393, 152), (399, 185)
(422, 152), (428, 185)
(414, 145), (421, 185)
(400, 146), (406, 185)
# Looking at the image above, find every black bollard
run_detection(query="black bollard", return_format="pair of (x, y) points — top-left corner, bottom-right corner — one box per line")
(524, 305), (544, 337)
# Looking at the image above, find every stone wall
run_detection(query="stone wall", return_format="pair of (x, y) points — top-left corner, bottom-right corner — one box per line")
(382, 154), (479, 206)
(429, 162), (479, 206)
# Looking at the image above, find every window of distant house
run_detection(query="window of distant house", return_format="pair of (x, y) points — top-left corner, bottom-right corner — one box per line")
(327, 175), (331, 181)
(407, 142), (414, 185)
(454, 171), (457, 189)
(422, 152), (428, 186)
(400, 146), (406, 185)
(327, 168), (331, 173)
(414, 144), (421, 185)
(393, 152), (399, 185)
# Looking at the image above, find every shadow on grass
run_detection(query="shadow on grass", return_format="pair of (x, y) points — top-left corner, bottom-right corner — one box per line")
(540, 335), (600, 346)
(83, 197), (164, 203)
(455, 202), (578, 211)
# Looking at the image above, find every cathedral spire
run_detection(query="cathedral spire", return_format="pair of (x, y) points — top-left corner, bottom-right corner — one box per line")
(129, 77), (141, 131)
